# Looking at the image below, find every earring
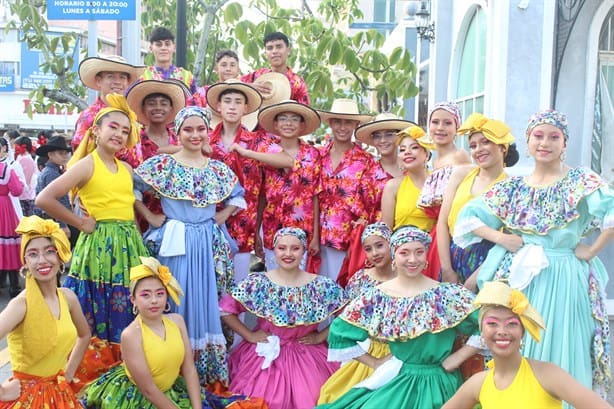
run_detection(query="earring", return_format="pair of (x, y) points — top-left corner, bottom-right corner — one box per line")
(132, 305), (139, 315)
(164, 302), (171, 313)
(59, 263), (66, 275)
(391, 260), (396, 271)
(19, 266), (28, 278)
(560, 151), (566, 161)
(525, 147), (530, 158)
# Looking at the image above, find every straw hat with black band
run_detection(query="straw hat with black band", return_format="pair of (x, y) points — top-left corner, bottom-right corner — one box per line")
(206, 80), (263, 130)
(354, 113), (417, 146)
(126, 80), (186, 125)
(316, 98), (373, 125)
(79, 55), (146, 91)
(258, 100), (321, 137)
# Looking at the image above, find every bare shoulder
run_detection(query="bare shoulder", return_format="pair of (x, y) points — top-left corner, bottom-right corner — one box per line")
(384, 176), (403, 190)
(453, 148), (472, 165)
(165, 313), (185, 327)
(58, 287), (79, 304)
(119, 161), (133, 173)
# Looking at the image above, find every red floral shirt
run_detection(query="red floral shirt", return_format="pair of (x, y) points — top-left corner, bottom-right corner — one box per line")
(259, 141), (321, 249)
(241, 66), (310, 105)
(319, 142), (379, 250)
(209, 123), (269, 252)
(73, 97), (142, 168)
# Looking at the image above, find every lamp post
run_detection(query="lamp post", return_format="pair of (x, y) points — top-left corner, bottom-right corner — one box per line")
(414, 1), (436, 42)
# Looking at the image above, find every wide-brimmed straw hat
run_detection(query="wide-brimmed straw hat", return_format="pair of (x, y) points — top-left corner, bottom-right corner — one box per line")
(35, 135), (71, 156)
(317, 98), (373, 125)
(253, 72), (291, 108)
(355, 113), (416, 146)
(79, 55), (146, 91)
(126, 80), (186, 125)
(258, 100), (321, 137)
(206, 80), (263, 131)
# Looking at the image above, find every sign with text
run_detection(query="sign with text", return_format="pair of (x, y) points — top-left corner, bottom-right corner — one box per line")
(21, 32), (80, 90)
(47, 1), (136, 20)
(0, 75), (15, 92)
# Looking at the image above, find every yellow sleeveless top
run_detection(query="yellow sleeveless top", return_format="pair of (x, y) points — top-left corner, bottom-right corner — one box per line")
(394, 175), (435, 231)
(79, 150), (135, 221)
(125, 316), (185, 392)
(479, 358), (562, 409)
(447, 168), (506, 234)
(8, 284), (77, 377)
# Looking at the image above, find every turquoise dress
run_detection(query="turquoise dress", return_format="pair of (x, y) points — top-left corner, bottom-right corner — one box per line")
(317, 284), (479, 409)
(454, 167), (613, 396)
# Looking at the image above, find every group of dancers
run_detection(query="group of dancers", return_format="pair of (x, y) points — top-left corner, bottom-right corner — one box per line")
(0, 27), (613, 409)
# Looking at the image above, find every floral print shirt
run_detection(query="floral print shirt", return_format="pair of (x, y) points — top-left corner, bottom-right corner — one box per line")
(72, 97), (143, 168)
(209, 123), (267, 252)
(139, 127), (178, 161)
(140, 65), (197, 93)
(319, 142), (379, 250)
(241, 66), (310, 105)
(365, 161), (392, 222)
(259, 141), (322, 249)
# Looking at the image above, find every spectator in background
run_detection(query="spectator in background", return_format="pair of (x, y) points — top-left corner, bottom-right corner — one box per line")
(193, 49), (242, 108)
(13, 136), (38, 216)
(241, 31), (310, 105)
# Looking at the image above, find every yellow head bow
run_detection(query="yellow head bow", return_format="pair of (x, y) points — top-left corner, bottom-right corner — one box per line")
(15, 216), (71, 264)
(396, 125), (435, 150)
(474, 281), (545, 343)
(457, 113), (515, 147)
(67, 93), (140, 170)
(129, 256), (184, 306)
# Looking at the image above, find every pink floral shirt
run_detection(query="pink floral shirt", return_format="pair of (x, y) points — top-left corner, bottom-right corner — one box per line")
(366, 161), (392, 222)
(209, 123), (268, 252)
(241, 66), (310, 105)
(319, 142), (378, 250)
(259, 141), (321, 249)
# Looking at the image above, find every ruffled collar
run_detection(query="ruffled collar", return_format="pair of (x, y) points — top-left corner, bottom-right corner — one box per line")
(135, 154), (238, 207)
(231, 273), (346, 327)
(481, 167), (604, 234)
(340, 283), (476, 341)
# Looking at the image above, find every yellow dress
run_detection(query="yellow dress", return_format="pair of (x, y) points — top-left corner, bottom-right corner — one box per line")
(125, 315), (185, 392)
(479, 358), (562, 409)
(394, 175), (435, 231)
(1, 276), (80, 409)
(447, 167), (505, 235)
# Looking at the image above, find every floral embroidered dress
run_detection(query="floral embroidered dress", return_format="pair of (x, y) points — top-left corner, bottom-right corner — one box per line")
(260, 141), (322, 252)
(73, 97), (142, 168)
(209, 123), (264, 253)
(317, 284), (478, 409)
(454, 167), (614, 396)
(134, 154), (246, 385)
(241, 67), (310, 105)
(318, 268), (391, 404)
(220, 273), (345, 409)
(319, 143), (376, 251)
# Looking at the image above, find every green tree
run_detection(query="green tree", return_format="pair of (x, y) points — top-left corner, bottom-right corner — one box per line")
(9, 0), (418, 117)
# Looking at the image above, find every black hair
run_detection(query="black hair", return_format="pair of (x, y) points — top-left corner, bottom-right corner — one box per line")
(215, 49), (239, 63)
(149, 27), (174, 43)
(38, 130), (57, 139)
(6, 130), (20, 140)
(0, 137), (7, 150)
(14, 136), (33, 153)
(143, 92), (173, 106)
(504, 143), (519, 167)
(37, 155), (48, 170)
(218, 88), (248, 103)
(264, 31), (290, 47)
(274, 112), (304, 122)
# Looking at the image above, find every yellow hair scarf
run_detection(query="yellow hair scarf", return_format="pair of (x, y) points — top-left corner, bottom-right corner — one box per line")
(457, 113), (515, 147)
(475, 281), (545, 342)
(396, 125), (435, 150)
(67, 93), (140, 170)
(129, 257), (184, 306)
(15, 215), (71, 265)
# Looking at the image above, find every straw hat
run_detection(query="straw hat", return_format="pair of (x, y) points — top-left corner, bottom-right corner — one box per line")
(474, 281), (546, 342)
(206, 80), (263, 131)
(253, 72), (291, 108)
(316, 98), (373, 125)
(258, 100), (321, 137)
(126, 80), (186, 125)
(354, 113), (416, 146)
(79, 55), (146, 91)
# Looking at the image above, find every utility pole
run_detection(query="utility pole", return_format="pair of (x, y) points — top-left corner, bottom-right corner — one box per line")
(176, 0), (187, 67)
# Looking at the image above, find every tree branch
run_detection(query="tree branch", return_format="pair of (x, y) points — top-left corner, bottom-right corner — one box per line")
(42, 88), (88, 110)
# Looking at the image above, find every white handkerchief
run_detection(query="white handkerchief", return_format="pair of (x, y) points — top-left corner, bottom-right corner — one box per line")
(255, 335), (281, 369)
(159, 219), (186, 257)
(508, 244), (549, 290)
(353, 356), (403, 390)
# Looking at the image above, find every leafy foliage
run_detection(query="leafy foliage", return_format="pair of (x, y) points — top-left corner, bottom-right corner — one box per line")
(9, 0), (417, 118)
